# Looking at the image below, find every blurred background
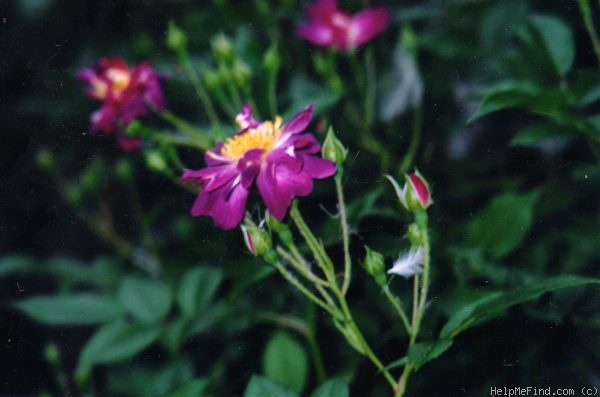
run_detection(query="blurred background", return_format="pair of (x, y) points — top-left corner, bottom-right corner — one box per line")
(1, 0), (599, 396)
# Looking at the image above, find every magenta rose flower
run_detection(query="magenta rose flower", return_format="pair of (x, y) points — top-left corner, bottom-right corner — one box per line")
(182, 104), (337, 230)
(77, 57), (165, 151)
(296, 0), (391, 50)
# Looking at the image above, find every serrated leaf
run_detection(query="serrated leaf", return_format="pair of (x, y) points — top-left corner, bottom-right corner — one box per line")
(77, 321), (160, 372)
(177, 267), (222, 318)
(263, 331), (308, 393)
(311, 378), (349, 397)
(243, 375), (298, 397)
(407, 339), (454, 370)
(530, 15), (574, 76)
(119, 277), (173, 324)
(14, 294), (122, 326)
(465, 191), (540, 258)
(440, 275), (600, 339)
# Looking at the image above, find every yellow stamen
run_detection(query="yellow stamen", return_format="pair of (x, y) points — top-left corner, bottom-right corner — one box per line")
(106, 68), (131, 95)
(221, 116), (283, 160)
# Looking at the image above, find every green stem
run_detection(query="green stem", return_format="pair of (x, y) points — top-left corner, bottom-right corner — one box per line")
(181, 56), (221, 132)
(307, 301), (327, 383)
(276, 246), (329, 287)
(290, 203), (337, 285)
(268, 254), (343, 321)
(335, 171), (352, 295)
(364, 47), (376, 128)
(334, 290), (397, 390)
(383, 287), (412, 336)
(395, 211), (431, 397)
(158, 111), (211, 147)
(399, 106), (423, 174)
(578, 0), (600, 66)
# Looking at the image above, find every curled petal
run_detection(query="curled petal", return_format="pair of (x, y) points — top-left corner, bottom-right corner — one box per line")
(281, 104), (315, 136)
(302, 155), (336, 179)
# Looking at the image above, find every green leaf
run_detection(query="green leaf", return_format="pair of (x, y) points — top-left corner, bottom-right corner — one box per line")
(119, 277), (173, 324)
(168, 378), (209, 397)
(14, 294), (122, 326)
(440, 275), (600, 339)
(263, 331), (308, 393)
(529, 15), (574, 76)
(468, 82), (541, 123)
(244, 375), (298, 397)
(465, 190), (540, 258)
(0, 255), (35, 277)
(311, 378), (349, 397)
(177, 267), (223, 318)
(77, 321), (160, 372)
(407, 339), (454, 370)
(286, 75), (340, 119)
(510, 123), (573, 147)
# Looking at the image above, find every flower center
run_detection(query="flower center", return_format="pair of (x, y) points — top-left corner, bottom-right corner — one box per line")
(220, 117), (283, 160)
(106, 68), (131, 96)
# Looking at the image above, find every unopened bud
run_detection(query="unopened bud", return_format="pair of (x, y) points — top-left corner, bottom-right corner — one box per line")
(203, 69), (221, 91)
(80, 158), (106, 193)
(211, 34), (235, 64)
(407, 223), (421, 246)
(322, 127), (347, 164)
(125, 119), (143, 137)
(167, 21), (187, 55)
(44, 343), (60, 366)
(385, 170), (433, 213)
(232, 60), (251, 87)
(241, 219), (272, 256)
(36, 149), (55, 172)
(363, 245), (387, 287)
(114, 159), (134, 182)
(145, 150), (167, 173)
(263, 44), (281, 76)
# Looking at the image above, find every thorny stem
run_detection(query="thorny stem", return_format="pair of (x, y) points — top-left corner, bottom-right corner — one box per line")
(336, 171), (352, 295)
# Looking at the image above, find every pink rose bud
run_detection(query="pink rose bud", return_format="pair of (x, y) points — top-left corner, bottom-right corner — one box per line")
(385, 170), (433, 213)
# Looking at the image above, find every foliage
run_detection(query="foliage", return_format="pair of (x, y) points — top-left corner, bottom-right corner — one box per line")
(2, 0), (600, 396)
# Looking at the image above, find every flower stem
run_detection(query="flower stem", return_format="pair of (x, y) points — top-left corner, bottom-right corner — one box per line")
(382, 287), (412, 335)
(399, 106), (423, 174)
(181, 57), (221, 132)
(157, 110), (212, 148)
(364, 47), (376, 128)
(335, 170), (352, 295)
(266, 253), (343, 321)
(306, 301), (327, 383)
(290, 203), (337, 285)
(395, 211), (431, 397)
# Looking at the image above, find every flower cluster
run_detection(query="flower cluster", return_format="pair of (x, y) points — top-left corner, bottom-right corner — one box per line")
(182, 105), (336, 230)
(296, 0), (391, 50)
(78, 57), (165, 151)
